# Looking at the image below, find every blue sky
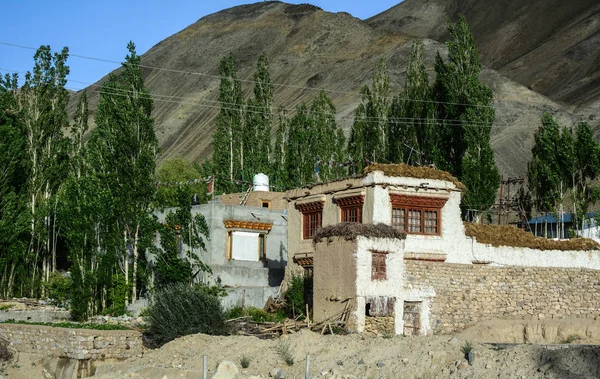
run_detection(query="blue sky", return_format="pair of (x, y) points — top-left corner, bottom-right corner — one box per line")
(0, 1), (401, 89)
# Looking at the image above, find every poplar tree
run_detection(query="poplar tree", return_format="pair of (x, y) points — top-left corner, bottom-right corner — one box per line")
(272, 107), (289, 190)
(212, 54), (244, 193)
(571, 122), (600, 229)
(349, 58), (391, 171)
(244, 53), (273, 177)
(388, 40), (434, 165)
(0, 73), (29, 297)
(90, 42), (159, 307)
(17, 45), (70, 296)
(527, 113), (574, 237)
(432, 15), (499, 212)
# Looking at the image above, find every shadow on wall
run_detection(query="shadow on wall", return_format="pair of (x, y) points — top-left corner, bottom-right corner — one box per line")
(262, 241), (288, 286)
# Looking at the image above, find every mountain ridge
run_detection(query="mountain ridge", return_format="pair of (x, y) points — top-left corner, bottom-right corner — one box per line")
(69, 1), (600, 179)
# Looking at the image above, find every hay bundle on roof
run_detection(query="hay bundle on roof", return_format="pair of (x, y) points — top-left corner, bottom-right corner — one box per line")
(464, 223), (600, 251)
(364, 163), (466, 191)
(313, 223), (406, 244)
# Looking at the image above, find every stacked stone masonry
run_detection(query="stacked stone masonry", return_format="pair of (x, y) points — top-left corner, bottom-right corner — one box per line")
(364, 316), (394, 335)
(0, 323), (144, 360)
(405, 260), (600, 334)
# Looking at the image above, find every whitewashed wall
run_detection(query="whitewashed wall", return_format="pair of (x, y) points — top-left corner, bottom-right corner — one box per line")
(354, 237), (405, 335)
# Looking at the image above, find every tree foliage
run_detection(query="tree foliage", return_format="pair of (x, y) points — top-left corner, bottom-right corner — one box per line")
(432, 15), (499, 212)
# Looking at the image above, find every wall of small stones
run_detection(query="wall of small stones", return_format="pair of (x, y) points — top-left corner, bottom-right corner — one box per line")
(364, 316), (394, 335)
(0, 323), (144, 360)
(404, 261), (600, 334)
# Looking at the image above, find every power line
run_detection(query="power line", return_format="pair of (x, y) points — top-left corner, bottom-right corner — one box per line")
(0, 41), (498, 110)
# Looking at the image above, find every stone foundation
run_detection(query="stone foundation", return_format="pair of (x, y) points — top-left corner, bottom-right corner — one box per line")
(364, 316), (394, 335)
(0, 323), (144, 360)
(405, 261), (600, 334)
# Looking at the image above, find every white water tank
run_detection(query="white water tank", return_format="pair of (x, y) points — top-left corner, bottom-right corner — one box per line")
(252, 173), (270, 192)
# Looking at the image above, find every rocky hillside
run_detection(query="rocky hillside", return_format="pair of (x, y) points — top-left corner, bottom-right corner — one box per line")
(71, 1), (600, 178)
(368, 0), (600, 110)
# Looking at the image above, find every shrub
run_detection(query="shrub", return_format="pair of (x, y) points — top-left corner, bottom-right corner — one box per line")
(0, 336), (12, 362)
(461, 341), (473, 359)
(284, 276), (305, 318)
(240, 356), (250, 368)
(560, 334), (581, 344)
(144, 283), (226, 347)
(273, 341), (295, 366)
(45, 272), (71, 308)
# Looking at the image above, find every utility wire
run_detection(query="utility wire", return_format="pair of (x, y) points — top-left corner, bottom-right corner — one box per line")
(0, 41), (499, 109)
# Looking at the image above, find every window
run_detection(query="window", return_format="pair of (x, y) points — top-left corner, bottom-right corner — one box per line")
(390, 195), (447, 236)
(296, 201), (324, 240)
(261, 200), (271, 209)
(371, 251), (387, 280)
(303, 211), (322, 239)
(223, 220), (273, 261)
(334, 195), (364, 223)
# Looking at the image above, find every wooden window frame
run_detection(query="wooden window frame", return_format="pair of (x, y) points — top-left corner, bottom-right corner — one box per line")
(226, 231), (267, 261)
(371, 251), (388, 281)
(296, 201), (324, 240)
(334, 195), (364, 224)
(390, 195), (447, 236)
(261, 200), (271, 209)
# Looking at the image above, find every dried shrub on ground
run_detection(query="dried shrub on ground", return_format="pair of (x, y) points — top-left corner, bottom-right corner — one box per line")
(273, 341), (295, 366)
(313, 222), (406, 244)
(145, 283), (226, 347)
(0, 336), (13, 362)
(364, 163), (466, 191)
(464, 223), (600, 251)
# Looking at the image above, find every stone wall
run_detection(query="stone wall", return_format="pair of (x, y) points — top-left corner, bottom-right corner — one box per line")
(0, 323), (144, 360)
(364, 316), (394, 335)
(404, 261), (600, 334)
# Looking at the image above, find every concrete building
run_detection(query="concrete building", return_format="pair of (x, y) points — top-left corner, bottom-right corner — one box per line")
(286, 164), (600, 336)
(156, 175), (288, 309)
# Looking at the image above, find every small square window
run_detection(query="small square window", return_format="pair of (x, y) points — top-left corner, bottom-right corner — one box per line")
(261, 200), (271, 209)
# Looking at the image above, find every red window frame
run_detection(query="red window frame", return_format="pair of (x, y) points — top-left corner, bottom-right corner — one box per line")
(371, 251), (387, 280)
(296, 201), (324, 240)
(335, 195), (364, 224)
(390, 195), (447, 236)
(302, 211), (322, 240)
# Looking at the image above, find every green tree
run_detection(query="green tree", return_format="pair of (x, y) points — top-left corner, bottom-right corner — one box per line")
(349, 58), (391, 171)
(432, 15), (499, 212)
(527, 113), (575, 237)
(244, 53), (273, 177)
(570, 122), (599, 230)
(272, 107), (289, 190)
(89, 41), (159, 306)
(153, 188), (210, 287)
(212, 54), (244, 194)
(155, 158), (208, 208)
(388, 40), (434, 165)
(17, 45), (70, 296)
(0, 73), (30, 297)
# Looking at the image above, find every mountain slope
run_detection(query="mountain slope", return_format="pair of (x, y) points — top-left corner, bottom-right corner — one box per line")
(367, 0), (600, 110)
(72, 1), (597, 179)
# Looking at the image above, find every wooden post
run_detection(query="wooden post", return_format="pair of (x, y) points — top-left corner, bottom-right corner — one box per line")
(306, 303), (310, 328)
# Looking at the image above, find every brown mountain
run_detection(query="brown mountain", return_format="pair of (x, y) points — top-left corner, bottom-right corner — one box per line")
(72, 1), (600, 179)
(367, 0), (600, 110)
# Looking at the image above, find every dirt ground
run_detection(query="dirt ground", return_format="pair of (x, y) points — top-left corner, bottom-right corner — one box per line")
(3, 319), (600, 379)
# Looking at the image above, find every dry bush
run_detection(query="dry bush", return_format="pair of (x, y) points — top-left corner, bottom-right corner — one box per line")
(464, 223), (600, 251)
(313, 222), (406, 244)
(364, 163), (466, 191)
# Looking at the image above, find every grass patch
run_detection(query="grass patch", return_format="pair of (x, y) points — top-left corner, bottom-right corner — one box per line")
(240, 355), (250, 368)
(560, 334), (581, 344)
(0, 305), (14, 311)
(461, 341), (473, 359)
(273, 341), (295, 366)
(0, 320), (130, 330)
